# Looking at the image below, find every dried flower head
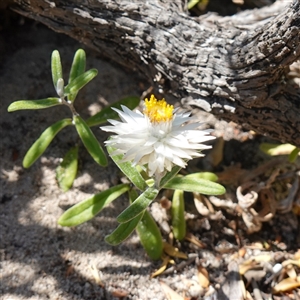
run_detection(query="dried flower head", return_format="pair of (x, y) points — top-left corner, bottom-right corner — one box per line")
(101, 95), (215, 178)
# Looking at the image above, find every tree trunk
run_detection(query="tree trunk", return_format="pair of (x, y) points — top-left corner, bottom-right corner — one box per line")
(11, 0), (300, 145)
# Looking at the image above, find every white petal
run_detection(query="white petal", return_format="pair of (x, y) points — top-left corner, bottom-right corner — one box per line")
(101, 100), (215, 178)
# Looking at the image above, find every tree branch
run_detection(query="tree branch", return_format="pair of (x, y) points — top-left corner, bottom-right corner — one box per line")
(11, 0), (300, 145)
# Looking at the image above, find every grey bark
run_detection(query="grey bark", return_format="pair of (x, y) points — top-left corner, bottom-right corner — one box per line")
(11, 0), (300, 145)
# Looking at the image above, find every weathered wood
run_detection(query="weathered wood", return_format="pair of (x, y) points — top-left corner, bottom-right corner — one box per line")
(11, 0), (300, 145)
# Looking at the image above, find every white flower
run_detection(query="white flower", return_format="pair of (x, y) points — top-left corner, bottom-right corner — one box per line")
(101, 95), (215, 178)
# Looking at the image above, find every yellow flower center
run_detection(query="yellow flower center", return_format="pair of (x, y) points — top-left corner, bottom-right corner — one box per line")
(144, 95), (174, 123)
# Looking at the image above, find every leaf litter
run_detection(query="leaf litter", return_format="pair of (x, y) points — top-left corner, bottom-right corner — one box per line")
(151, 128), (300, 299)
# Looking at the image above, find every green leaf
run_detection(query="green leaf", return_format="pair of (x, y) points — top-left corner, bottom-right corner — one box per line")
(51, 50), (63, 91)
(259, 143), (296, 156)
(86, 96), (141, 127)
(69, 49), (86, 83)
(56, 146), (79, 192)
(64, 69), (98, 95)
(159, 165), (182, 188)
(58, 184), (130, 227)
(129, 189), (163, 260)
(117, 186), (159, 223)
(185, 172), (218, 182)
(68, 49), (86, 102)
(188, 0), (209, 11)
(107, 145), (148, 191)
(105, 211), (144, 245)
(289, 147), (299, 163)
(73, 115), (107, 166)
(171, 189), (186, 241)
(23, 118), (72, 168)
(188, 0), (200, 10)
(163, 177), (225, 195)
(136, 210), (163, 259)
(8, 98), (62, 112)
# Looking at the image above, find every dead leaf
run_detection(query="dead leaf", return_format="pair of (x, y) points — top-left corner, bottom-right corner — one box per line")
(163, 242), (188, 259)
(246, 241), (268, 250)
(208, 136), (224, 167)
(151, 255), (170, 278)
(159, 281), (185, 300)
(282, 259), (300, 268)
(89, 264), (105, 287)
(238, 247), (247, 258)
(239, 254), (272, 275)
(245, 290), (254, 300)
(197, 265), (210, 288)
(193, 193), (211, 216)
(244, 269), (266, 282)
(294, 249), (300, 260)
(286, 265), (297, 280)
(161, 254), (198, 276)
(251, 254), (272, 263)
(273, 277), (300, 293)
(185, 233), (206, 249)
(239, 260), (258, 276)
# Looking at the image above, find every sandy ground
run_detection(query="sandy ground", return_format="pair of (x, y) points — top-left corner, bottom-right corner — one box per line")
(0, 20), (172, 300)
(1, 14), (299, 300)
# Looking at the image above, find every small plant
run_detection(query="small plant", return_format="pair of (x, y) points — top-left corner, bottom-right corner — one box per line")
(8, 50), (225, 260)
(81, 94), (225, 259)
(8, 49), (140, 191)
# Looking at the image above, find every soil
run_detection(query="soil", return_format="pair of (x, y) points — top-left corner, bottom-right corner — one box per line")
(1, 8), (299, 300)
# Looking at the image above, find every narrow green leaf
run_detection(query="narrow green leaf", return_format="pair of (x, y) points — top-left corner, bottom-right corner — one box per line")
(51, 50), (63, 91)
(58, 184), (130, 227)
(73, 115), (107, 166)
(86, 96), (141, 127)
(159, 165), (182, 188)
(105, 211), (144, 245)
(129, 189), (163, 260)
(185, 172), (218, 182)
(163, 177), (225, 195)
(107, 145), (148, 191)
(23, 118), (72, 168)
(68, 49), (86, 102)
(289, 147), (300, 163)
(69, 49), (86, 83)
(64, 69), (98, 95)
(56, 146), (79, 192)
(8, 98), (62, 112)
(136, 210), (163, 259)
(172, 190), (186, 241)
(117, 186), (159, 223)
